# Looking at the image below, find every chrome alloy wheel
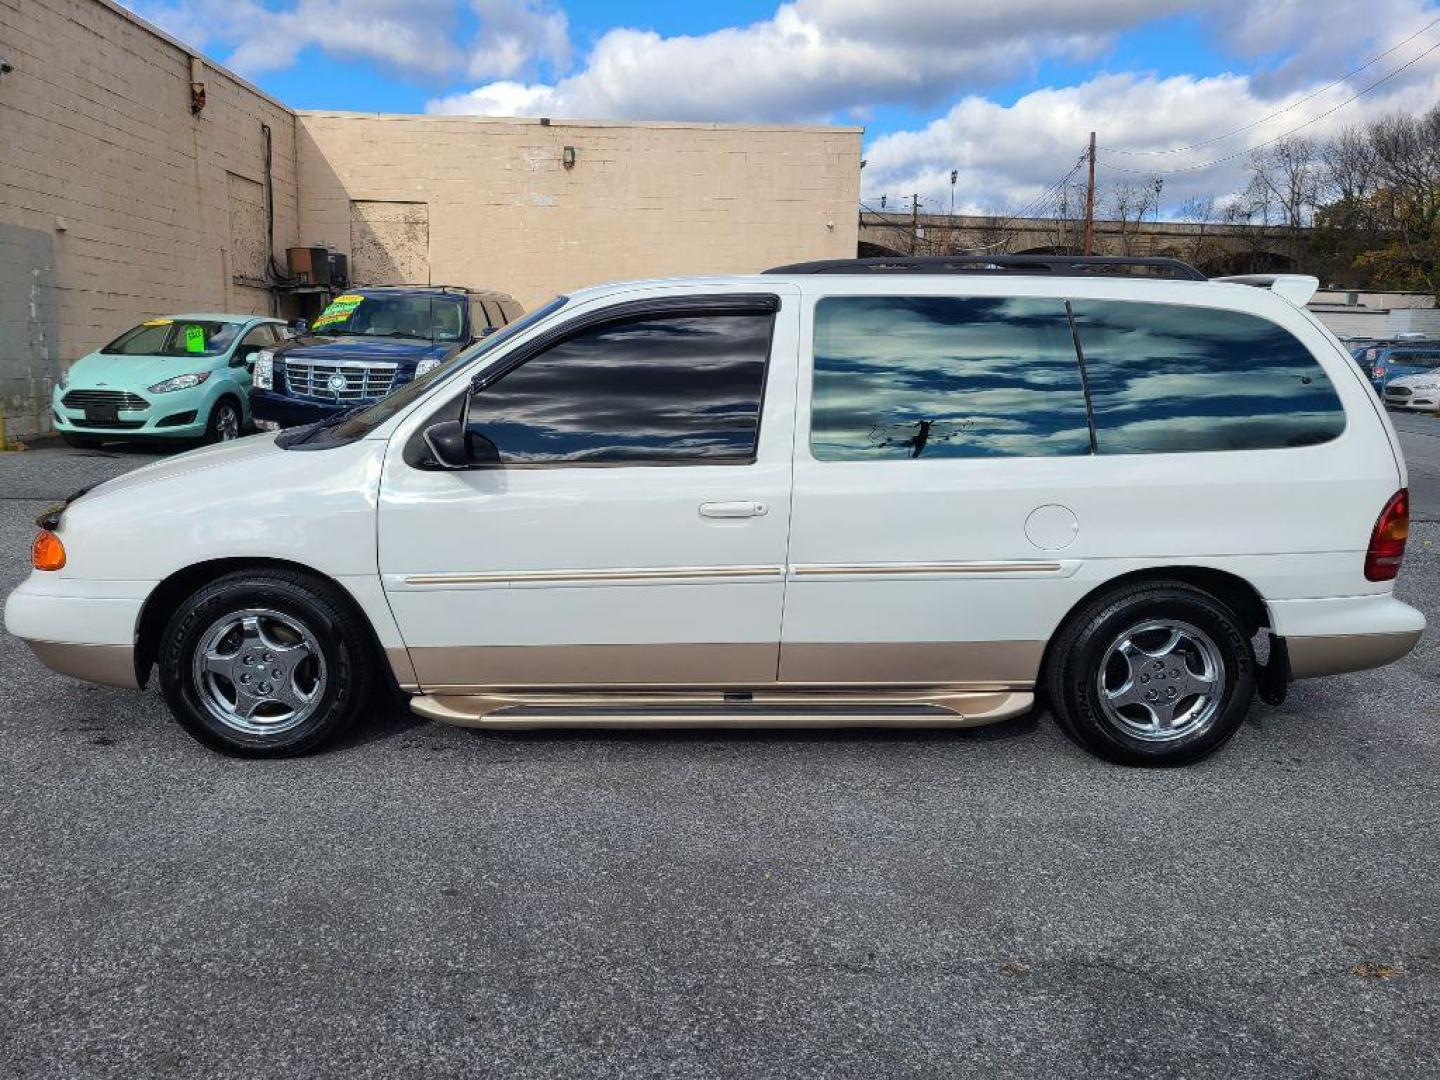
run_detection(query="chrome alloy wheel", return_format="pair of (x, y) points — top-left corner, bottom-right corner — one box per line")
(191, 608), (327, 735)
(1096, 619), (1224, 742)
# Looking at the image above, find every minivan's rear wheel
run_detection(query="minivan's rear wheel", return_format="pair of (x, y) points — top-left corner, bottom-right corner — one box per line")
(1045, 582), (1255, 766)
(205, 399), (242, 443)
(158, 570), (373, 756)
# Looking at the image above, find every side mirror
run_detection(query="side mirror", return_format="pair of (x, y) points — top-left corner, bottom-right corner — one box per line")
(422, 420), (470, 469)
(230, 346), (253, 368)
(287, 318), (308, 337)
(421, 420), (500, 469)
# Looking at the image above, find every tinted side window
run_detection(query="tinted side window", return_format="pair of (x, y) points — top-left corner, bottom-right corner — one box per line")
(1071, 300), (1346, 454)
(480, 300), (504, 328)
(811, 296), (1090, 460)
(467, 312), (772, 464)
(498, 300), (523, 324)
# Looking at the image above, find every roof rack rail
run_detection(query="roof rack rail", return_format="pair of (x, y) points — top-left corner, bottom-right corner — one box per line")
(763, 255), (1207, 281)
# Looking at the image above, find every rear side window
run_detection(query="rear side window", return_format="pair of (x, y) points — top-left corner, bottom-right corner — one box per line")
(467, 311), (773, 464)
(1070, 300), (1346, 454)
(810, 296), (1090, 460)
(498, 300), (523, 324)
(479, 300), (504, 328)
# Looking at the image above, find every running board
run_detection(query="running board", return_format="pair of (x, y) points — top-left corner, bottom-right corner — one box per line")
(409, 689), (1034, 729)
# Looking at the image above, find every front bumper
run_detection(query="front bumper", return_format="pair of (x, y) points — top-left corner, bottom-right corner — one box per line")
(4, 575), (146, 689)
(1383, 394), (1438, 412)
(1271, 594), (1425, 678)
(52, 385), (210, 438)
(250, 389), (351, 428)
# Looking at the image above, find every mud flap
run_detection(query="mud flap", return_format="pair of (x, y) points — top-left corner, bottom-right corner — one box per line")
(1257, 632), (1291, 707)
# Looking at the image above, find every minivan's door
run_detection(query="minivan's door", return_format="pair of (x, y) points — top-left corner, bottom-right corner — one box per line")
(779, 293), (1092, 687)
(378, 290), (799, 691)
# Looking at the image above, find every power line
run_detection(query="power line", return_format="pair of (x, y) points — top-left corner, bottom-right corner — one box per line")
(1100, 17), (1440, 156)
(1096, 33), (1440, 176)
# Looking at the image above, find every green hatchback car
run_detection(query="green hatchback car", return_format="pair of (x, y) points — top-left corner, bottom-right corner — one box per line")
(53, 314), (288, 447)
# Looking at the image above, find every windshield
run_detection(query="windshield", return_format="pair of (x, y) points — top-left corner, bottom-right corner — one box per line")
(282, 296), (568, 449)
(311, 293), (466, 342)
(101, 319), (243, 357)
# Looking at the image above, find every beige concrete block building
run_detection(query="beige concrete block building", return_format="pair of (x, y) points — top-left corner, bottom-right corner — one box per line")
(1, 0), (861, 438)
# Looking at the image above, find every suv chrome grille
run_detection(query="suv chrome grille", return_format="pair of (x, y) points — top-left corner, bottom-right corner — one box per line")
(282, 360), (398, 401)
(62, 389), (149, 411)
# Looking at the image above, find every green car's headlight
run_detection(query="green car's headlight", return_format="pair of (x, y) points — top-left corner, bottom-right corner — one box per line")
(149, 371), (211, 393)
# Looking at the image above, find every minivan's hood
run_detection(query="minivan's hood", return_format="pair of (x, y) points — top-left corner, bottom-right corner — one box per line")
(66, 350), (213, 388)
(81, 432), (283, 502)
(281, 335), (453, 364)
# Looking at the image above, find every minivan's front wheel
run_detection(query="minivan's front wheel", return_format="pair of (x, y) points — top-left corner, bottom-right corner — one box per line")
(1045, 582), (1255, 767)
(158, 570), (374, 756)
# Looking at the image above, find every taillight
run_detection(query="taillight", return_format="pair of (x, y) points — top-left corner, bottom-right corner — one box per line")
(1365, 489), (1409, 581)
(1374, 366), (1387, 378)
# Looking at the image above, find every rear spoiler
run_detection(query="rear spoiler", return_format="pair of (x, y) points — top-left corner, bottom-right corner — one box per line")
(1212, 274), (1320, 306)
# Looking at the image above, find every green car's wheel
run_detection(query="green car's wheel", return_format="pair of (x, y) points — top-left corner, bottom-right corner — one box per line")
(205, 398), (244, 444)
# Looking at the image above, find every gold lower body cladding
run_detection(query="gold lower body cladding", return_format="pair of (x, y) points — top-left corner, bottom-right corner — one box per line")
(409, 686), (1036, 729)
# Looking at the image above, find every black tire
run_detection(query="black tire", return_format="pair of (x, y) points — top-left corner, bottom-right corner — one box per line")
(61, 433), (104, 449)
(204, 397), (243, 444)
(158, 570), (375, 757)
(1045, 581), (1255, 767)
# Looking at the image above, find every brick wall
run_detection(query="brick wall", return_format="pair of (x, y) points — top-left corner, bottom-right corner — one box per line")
(0, 0), (298, 436)
(296, 113), (861, 310)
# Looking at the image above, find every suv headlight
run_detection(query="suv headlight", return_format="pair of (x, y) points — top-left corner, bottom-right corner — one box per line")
(414, 357), (441, 378)
(148, 371), (211, 393)
(253, 349), (275, 389)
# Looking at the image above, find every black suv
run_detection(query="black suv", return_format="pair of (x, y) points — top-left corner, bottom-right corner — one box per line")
(250, 286), (522, 428)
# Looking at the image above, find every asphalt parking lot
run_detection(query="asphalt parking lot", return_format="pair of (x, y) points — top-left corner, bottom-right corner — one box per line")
(1, 421), (1437, 1080)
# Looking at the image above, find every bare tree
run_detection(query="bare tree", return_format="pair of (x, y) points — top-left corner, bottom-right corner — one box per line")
(1176, 194), (1224, 271)
(1243, 136), (1323, 268)
(1366, 103), (1440, 292)
(1105, 178), (1163, 255)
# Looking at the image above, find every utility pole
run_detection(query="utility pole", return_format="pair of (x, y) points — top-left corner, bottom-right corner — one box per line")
(910, 193), (920, 255)
(1083, 131), (1096, 257)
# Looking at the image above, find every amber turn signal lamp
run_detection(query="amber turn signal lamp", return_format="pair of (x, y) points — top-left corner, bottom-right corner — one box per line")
(32, 530), (65, 571)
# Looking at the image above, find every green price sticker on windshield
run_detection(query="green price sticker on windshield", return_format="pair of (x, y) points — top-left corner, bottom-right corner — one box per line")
(183, 325), (206, 353)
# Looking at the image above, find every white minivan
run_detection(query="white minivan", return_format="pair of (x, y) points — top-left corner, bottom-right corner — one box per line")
(5, 257), (1423, 766)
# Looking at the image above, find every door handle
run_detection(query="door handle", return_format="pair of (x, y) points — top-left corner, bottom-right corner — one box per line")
(699, 500), (768, 519)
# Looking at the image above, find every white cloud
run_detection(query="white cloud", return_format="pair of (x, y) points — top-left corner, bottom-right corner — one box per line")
(468, 0), (570, 79)
(427, 0), (1197, 123)
(860, 37), (1440, 215)
(125, 0), (567, 81)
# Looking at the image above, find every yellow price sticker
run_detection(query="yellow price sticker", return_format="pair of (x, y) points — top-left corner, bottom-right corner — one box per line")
(143, 318), (173, 327)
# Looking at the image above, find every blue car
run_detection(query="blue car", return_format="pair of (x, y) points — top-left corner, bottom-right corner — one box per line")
(1351, 343), (1440, 395)
(250, 286), (522, 429)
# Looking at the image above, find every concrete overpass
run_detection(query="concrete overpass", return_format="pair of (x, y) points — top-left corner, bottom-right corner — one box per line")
(859, 212), (1301, 276)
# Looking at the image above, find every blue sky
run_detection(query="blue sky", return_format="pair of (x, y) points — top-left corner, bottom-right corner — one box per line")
(129, 0), (1440, 213)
